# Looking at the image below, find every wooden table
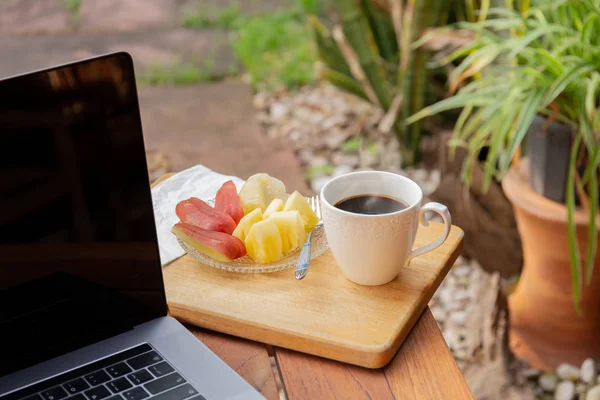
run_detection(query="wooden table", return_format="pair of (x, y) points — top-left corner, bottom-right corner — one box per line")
(153, 174), (473, 399)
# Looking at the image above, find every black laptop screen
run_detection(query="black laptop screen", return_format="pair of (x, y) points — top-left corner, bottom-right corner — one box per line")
(0, 54), (167, 378)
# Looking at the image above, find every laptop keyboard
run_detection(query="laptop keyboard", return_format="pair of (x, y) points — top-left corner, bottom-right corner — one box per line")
(4, 344), (205, 400)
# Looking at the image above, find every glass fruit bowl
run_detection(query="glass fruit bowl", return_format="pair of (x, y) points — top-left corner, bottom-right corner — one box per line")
(176, 198), (329, 273)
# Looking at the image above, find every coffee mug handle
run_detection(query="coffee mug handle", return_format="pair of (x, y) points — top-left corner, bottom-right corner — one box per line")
(407, 202), (452, 262)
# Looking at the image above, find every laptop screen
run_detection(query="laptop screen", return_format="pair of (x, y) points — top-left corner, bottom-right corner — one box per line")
(0, 53), (167, 378)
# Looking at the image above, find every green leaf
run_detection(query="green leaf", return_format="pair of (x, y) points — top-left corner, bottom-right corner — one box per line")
(586, 171), (598, 284)
(405, 94), (497, 125)
(500, 90), (544, 173)
(534, 49), (564, 76)
(340, 137), (361, 153)
(543, 63), (596, 108)
(304, 164), (334, 179)
(483, 104), (518, 189)
(508, 25), (570, 57)
(566, 135), (583, 315)
(581, 13), (599, 44)
(585, 73), (600, 124)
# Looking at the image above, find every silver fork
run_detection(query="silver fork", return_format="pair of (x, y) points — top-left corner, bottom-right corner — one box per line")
(295, 195), (323, 280)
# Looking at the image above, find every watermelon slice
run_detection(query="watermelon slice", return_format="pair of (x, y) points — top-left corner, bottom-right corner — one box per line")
(172, 222), (246, 262)
(215, 180), (244, 224)
(176, 197), (236, 234)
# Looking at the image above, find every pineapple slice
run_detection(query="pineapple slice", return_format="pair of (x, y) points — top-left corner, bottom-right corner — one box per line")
(269, 211), (306, 254)
(232, 208), (263, 242)
(244, 218), (283, 263)
(283, 191), (319, 232)
(239, 173), (287, 215)
(263, 198), (285, 219)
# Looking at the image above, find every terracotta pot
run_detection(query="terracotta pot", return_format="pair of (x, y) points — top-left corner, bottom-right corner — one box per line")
(502, 162), (600, 370)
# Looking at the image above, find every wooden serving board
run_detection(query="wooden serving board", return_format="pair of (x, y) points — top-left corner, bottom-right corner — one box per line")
(162, 222), (463, 369)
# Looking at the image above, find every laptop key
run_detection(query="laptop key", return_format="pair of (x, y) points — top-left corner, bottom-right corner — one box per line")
(106, 397), (124, 400)
(187, 396), (207, 400)
(41, 386), (69, 400)
(151, 384), (198, 400)
(23, 395), (43, 400)
(84, 385), (111, 400)
(106, 363), (132, 378)
(122, 387), (149, 400)
(126, 351), (163, 371)
(85, 371), (111, 386)
(148, 362), (174, 377)
(69, 394), (87, 400)
(127, 370), (153, 385)
(106, 378), (133, 394)
(64, 378), (90, 394)
(144, 373), (186, 395)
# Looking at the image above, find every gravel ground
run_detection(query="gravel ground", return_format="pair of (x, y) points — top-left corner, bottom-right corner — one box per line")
(253, 82), (600, 400)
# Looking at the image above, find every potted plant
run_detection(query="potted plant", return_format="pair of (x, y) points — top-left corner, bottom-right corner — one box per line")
(407, 0), (600, 369)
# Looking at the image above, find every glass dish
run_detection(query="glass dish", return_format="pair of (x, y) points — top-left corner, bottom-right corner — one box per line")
(176, 198), (329, 273)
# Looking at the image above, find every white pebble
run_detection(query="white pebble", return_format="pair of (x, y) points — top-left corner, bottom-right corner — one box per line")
(555, 380), (575, 400)
(448, 310), (469, 326)
(270, 103), (289, 120)
(310, 176), (331, 193)
(332, 165), (353, 177)
(540, 373), (558, 391)
(452, 264), (472, 277)
(582, 359), (596, 383)
(587, 385), (600, 400)
(558, 364), (582, 380)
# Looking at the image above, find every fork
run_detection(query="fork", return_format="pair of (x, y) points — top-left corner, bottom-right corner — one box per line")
(295, 195), (323, 280)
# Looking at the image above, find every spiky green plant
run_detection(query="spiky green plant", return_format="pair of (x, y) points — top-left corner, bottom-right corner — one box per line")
(307, 0), (499, 166)
(407, 0), (600, 313)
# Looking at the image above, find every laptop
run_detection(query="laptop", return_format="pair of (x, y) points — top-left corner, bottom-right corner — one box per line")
(0, 53), (263, 400)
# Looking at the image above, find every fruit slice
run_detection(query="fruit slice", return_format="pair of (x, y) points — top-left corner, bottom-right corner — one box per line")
(268, 211), (306, 254)
(283, 191), (319, 232)
(239, 173), (287, 215)
(176, 197), (236, 234)
(263, 198), (284, 219)
(244, 218), (283, 264)
(215, 180), (244, 224)
(232, 208), (263, 242)
(172, 222), (245, 262)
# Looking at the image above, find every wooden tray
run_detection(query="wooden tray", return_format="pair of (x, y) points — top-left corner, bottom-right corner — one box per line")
(162, 222), (463, 369)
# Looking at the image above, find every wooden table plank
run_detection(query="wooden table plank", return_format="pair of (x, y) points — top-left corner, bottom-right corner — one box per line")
(187, 326), (280, 400)
(385, 308), (474, 400)
(275, 308), (473, 400)
(274, 347), (395, 400)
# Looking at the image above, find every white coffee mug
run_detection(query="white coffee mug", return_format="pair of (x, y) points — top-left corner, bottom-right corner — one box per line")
(320, 170), (451, 286)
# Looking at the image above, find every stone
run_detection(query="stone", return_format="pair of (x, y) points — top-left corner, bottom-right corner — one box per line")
(452, 264), (472, 277)
(558, 364), (582, 381)
(587, 385), (600, 400)
(297, 149), (315, 165)
(253, 92), (269, 110)
(309, 156), (329, 168)
(332, 165), (353, 177)
(321, 115), (348, 130)
(332, 152), (359, 167)
(324, 128), (350, 150)
(555, 380), (575, 400)
(310, 176), (331, 193)
(271, 103), (289, 121)
(539, 373), (558, 391)
(575, 383), (587, 394)
(582, 359), (596, 383)
(523, 368), (541, 378)
(430, 305), (447, 322)
(448, 310), (469, 326)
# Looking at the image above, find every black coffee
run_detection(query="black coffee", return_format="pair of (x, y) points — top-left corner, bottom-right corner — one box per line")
(334, 195), (408, 215)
